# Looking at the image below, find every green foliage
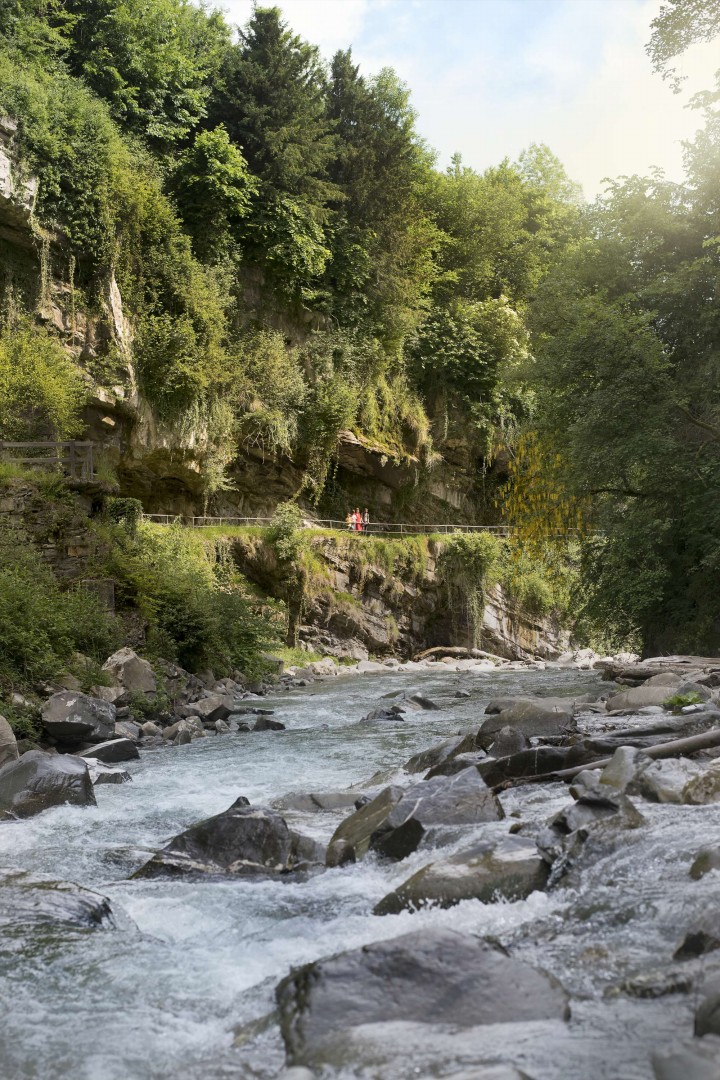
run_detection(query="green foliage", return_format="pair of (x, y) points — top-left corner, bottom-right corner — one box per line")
(267, 500), (305, 563)
(232, 330), (307, 457)
(0, 524), (119, 688)
(437, 532), (504, 647)
(106, 496), (143, 532)
(169, 125), (256, 260)
(104, 522), (279, 676)
(0, 318), (86, 438)
(59, 0), (231, 145)
(663, 691), (703, 709)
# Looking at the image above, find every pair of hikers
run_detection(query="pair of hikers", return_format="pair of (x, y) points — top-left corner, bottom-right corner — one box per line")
(346, 508), (370, 533)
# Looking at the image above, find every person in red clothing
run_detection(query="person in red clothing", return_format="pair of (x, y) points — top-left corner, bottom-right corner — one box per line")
(353, 508), (362, 532)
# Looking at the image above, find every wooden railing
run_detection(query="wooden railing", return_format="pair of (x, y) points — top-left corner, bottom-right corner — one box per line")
(0, 440), (96, 481)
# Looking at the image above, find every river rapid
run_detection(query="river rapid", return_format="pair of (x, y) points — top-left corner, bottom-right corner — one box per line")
(1, 666), (717, 1080)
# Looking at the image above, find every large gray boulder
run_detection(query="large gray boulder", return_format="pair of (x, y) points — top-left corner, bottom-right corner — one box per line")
(135, 798), (299, 879)
(374, 835), (548, 915)
(370, 767), (504, 860)
(102, 647), (156, 695)
(652, 1036), (720, 1080)
(87, 761), (132, 785)
(325, 785), (405, 865)
(186, 694), (236, 724)
(476, 746), (572, 788)
(606, 685), (675, 712)
(0, 714), (19, 769)
(0, 868), (113, 933)
(79, 738), (139, 764)
(0, 750), (96, 817)
(41, 692), (116, 744)
(477, 700), (577, 749)
(275, 929), (569, 1068)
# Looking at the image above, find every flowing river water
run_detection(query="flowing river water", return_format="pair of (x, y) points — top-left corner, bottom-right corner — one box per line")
(1, 666), (718, 1080)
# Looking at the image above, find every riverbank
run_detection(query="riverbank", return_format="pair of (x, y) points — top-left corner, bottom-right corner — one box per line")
(2, 661), (720, 1079)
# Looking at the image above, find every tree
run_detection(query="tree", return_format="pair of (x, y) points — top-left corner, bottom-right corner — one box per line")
(209, 5), (337, 294)
(58, 0), (230, 145)
(323, 52), (438, 344)
(168, 125), (256, 261)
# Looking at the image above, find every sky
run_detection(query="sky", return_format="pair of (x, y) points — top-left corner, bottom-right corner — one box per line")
(215, 0), (719, 198)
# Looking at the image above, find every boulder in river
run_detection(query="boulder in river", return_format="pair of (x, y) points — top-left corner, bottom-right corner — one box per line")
(0, 867), (114, 934)
(0, 714), (19, 769)
(41, 692), (116, 744)
(87, 760), (132, 785)
(370, 767), (504, 860)
(79, 737), (139, 763)
(275, 791), (360, 813)
(476, 700), (577, 749)
(606, 685), (676, 712)
(695, 986), (720, 1037)
(651, 1035), (720, 1080)
(691, 846), (720, 881)
(186, 694), (235, 724)
(403, 733), (475, 774)
(102, 647), (157, 695)
(674, 915), (720, 960)
(374, 834), (548, 915)
(252, 716), (286, 732)
(325, 785), (405, 864)
(0, 750), (95, 817)
(134, 799), (303, 878)
(275, 928), (569, 1068)
(631, 759), (720, 805)
(476, 746), (572, 788)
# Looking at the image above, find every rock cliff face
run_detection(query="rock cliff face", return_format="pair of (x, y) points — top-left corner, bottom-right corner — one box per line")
(230, 533), (568, 662)
(0, 135), (489, 523)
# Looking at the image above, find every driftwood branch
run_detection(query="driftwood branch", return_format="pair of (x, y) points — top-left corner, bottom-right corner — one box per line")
(413, 645), (509, 664)
(493, 726), (720, 793)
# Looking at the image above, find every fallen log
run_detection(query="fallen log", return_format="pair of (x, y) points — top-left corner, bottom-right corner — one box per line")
(413, 646), (511, 664)
(493, 726), (720, 793)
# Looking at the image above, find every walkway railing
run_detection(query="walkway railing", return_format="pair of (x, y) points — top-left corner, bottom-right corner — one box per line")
(141, 513), (513, 536)
(0, 440), (96, 481)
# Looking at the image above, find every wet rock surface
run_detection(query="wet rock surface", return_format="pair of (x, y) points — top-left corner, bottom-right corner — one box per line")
(41, 692), (117, 744)
(0, 750), (95, 817)
(275, 928), (569, 1067)
(0, 868), (114, 935)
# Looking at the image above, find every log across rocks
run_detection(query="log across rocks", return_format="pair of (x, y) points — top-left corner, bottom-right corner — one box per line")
(275, 928), (569, 1068)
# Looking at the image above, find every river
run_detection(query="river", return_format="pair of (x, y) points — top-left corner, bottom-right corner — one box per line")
(0, 666), (716, 1080)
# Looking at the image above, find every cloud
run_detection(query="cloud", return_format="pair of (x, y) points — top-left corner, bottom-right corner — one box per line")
(213, 0), (720, 196)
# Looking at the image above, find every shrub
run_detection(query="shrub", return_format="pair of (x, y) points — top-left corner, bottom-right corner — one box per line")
(0, 525), (119, 689)
(0, 319), (87, 439)
(105, 522), (279, 676)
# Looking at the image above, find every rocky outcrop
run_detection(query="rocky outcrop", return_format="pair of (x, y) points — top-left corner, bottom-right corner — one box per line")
(0, 715), (19, 769)
(275, 929), (569, 1068)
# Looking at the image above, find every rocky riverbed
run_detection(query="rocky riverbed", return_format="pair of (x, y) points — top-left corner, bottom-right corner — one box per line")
(2, 662), (720, 1079)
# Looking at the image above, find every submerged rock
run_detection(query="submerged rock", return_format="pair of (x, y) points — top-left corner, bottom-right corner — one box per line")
(652, 1035), (720, 1080)
(691, 846), (720, 881)
(0, 750), (95, 817)
(275, 928), (569, 1068)
(275, 791), (359, 813)
(41, 692), (116, 744)
(370, 767), (504, 860)
(374, 834), (548, 915)
(0, 868), (114, 934)
(134, 799), (308, 879)
(87, 760), (132, 785)
(252, 716), (286, 732)
(674, 916), (720, 960)
(696, 988), (720, 1037)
